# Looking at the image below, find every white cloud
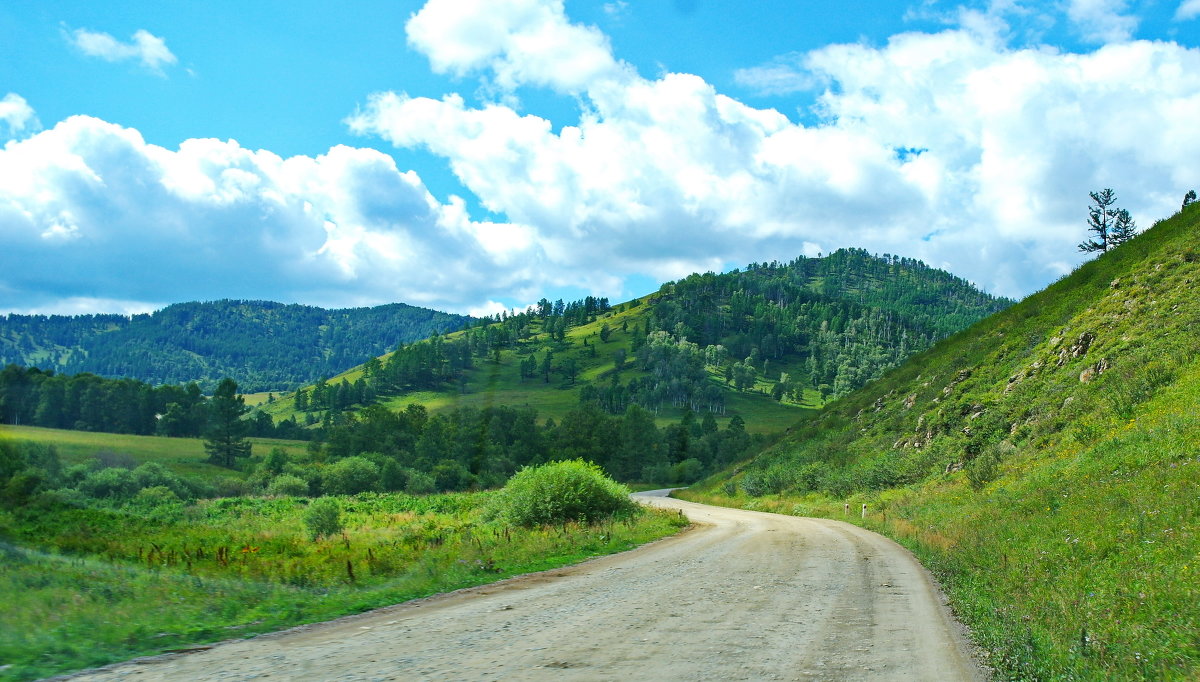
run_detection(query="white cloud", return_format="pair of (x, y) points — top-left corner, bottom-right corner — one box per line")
(0, 93), (38, 137)
(0, 116), (546, 314)
(3, 297), (162, 316)
(11, 0), (1200, 315)
(1066, 0), (1138, 43)
(404, 0), (629, 93)
(67, 27), (178, 73)
(733, 55), (816, 95)
(1176, 0), (1200, 21)
(346, 0), (1200, 301)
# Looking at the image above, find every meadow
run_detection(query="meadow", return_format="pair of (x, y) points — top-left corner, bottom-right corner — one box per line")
(0, 425), (307, 479)
(0, 489), (685, 681)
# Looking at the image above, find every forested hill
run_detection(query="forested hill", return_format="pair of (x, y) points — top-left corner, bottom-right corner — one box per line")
(651, 248), (1013, 399)
(0, 300), (471, 391)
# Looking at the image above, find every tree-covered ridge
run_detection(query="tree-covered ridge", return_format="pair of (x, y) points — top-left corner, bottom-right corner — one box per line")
(650, 247), (1012, 400)
(0, 300), (471, 391)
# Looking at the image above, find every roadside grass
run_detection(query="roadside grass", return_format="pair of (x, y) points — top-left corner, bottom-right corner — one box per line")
(0, 492), (687, 681)
(680, 408), (1200, 681)
(0, 426), (307, 479)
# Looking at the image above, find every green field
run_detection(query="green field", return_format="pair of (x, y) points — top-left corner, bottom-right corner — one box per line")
(0, 425), (307, 479)
(0, 422), (689, 680)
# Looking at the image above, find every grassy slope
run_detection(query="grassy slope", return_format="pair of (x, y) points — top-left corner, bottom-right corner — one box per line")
(263, 296), (816, 435)
(681, 204), (1200, 679)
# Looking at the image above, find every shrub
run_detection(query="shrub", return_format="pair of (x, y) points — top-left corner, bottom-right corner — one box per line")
(321, 456), (379, 495)
(492, 459), (634, 526)
(264, 447), (289, 475)
(671, 458), (704, 484)
(304, 497), (343, 540)
(78, 467), (138, 499)
(266, 474), (310, 497)
(127, 486), (184, 522)
(404, 470), (436, 495)
(3, 469), (44, 505)
(131, 462), (188, 499)
(0, 438), (22, 481)
(380, 460), (405, 492)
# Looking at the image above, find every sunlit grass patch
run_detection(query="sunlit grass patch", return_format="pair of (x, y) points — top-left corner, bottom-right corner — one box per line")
(0, 491), (686, 681)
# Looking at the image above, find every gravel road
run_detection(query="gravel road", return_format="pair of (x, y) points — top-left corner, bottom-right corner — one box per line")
(66, 491), (986, 681)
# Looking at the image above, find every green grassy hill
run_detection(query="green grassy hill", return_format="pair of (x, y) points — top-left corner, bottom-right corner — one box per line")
(265, 296), (811, 434)
(681, 203), (1200, 678)
(263, 249), (1009, 437)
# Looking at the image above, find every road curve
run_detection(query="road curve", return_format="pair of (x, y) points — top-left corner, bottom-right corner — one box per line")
(67, 492), (986, 681)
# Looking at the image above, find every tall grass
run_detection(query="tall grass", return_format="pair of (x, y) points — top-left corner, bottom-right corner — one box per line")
(0, 492), (685, 681)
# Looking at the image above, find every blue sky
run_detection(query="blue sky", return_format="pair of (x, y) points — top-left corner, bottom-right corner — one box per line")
(2, 0), (1199, 316)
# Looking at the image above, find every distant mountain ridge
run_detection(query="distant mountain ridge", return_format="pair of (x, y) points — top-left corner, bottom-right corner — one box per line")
(0, 300), (471, 391)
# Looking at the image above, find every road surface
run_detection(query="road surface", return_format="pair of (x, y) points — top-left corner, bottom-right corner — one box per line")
(67, 491), (986, 681)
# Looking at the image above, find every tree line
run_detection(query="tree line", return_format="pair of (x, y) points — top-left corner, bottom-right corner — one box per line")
(0, 365), (304, 440)
(306, 398), (759, 494)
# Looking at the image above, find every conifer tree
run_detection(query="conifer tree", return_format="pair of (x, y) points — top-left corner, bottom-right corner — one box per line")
(1078, 189), (1136, 252)
(203, 378), (251, 468)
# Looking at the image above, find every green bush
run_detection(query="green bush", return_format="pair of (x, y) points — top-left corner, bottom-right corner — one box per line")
(304, 497), (343, 540)
(321, 456), (379, 495)
(404, 470), (436, 495)
(78, 467), (138, 499)
(492, 459), (634, 526)
(266, 474), (310, 497)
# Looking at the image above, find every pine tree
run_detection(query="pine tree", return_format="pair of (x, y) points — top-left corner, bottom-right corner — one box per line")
(1079, 188), (1131, 253)
(1108, 208), (1138, 248)
(203, 378), (251, 468)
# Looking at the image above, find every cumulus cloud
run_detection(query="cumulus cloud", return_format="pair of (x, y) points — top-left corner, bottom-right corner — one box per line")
(0, 116), (545, 313)
(348, 0), (1200, 299)
(1176, 0), (1200, 21)
(11, 0), (1200, 315)
(0, 93), (38, 138)
(1065, 0), (1138, 43)
(67, 27), (178, 73)
(405, 0), (629, 93)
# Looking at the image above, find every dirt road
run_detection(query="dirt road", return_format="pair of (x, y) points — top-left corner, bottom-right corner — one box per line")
(68, 492), (985, 681)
